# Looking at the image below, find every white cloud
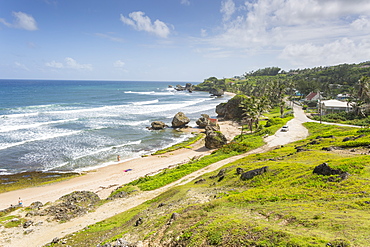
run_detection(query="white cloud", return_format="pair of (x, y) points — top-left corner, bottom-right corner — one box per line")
(221, 0), (236, 21)
(65, 57), (92, 70)
(113, 60), (125, 68)
(45, 61), (64, 68)
(0, 11), (38, 31)
(181, 0), (190, 6)
(351, 16), (370, 31)
(120, 11), (171, 38)
(45, 58), (92, 71)
(280, 38), (370, 67)
(199, 0), (370, 67)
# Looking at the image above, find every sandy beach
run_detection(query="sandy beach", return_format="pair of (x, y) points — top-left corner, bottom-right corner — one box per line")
(0, 104), (312, 247)
(0, 120), (240, 210)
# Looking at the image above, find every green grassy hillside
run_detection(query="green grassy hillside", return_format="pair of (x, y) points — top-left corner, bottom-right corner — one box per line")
(47, 123), (370, 247)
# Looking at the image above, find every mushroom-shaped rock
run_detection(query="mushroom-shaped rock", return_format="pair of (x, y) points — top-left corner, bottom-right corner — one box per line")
(172, 112), (190, 128)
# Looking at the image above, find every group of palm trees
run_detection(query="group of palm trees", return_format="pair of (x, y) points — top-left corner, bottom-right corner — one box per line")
(348, 76), (370, 117)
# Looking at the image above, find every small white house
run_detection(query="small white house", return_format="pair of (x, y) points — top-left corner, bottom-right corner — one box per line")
(320, 100), (352, 114)
(305, 92), (321, 101)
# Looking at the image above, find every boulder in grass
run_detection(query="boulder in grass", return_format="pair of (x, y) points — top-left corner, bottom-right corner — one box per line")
(240, 166), (268, 180)
(313, 163), (343, 176)
(172, 112), (190, 128)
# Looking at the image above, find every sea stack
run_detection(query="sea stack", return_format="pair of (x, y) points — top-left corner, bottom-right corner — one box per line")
(171, 112), (190, 128)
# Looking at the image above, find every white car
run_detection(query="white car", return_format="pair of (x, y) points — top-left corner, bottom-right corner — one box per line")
(281, 125), (289, 132)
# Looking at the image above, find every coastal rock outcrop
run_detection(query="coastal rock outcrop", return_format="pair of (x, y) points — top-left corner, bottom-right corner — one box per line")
(172, 112), (190, 128)
(216, 95), (247, 120)
(209, 88), (224, 96)
(205, 123), (220, 134)
(148, 121), (168, 130)
(205, 131), (227, 149)
(196, 114), (210, 128)
(37, 191), (101, 221)
(174, 83), (193, 93)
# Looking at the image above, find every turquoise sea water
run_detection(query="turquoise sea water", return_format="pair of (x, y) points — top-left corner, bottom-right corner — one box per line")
(0, 80), (231, 174)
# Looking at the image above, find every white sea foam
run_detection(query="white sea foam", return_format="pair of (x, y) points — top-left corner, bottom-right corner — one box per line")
(72, 140), (142, 160)
(132, 99), (159, 106)
(0, 118), (79, 133)
(0, 130), (81, 151)
(123, 120), (150, 126)
(124, 91), (174, 96)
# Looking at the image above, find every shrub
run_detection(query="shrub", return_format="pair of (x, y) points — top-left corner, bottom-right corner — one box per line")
(265, 117), (284, 127)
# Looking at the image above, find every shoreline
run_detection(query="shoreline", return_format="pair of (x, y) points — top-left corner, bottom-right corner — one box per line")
(0, 120), (241, 210)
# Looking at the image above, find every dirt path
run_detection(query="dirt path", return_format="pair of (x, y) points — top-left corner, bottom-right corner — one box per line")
(0, 109), (311, 247)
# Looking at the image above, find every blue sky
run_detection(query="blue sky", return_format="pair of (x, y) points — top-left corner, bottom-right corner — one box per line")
(1, 0), (370, 81)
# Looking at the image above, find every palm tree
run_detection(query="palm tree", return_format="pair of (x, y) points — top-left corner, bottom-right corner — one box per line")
(357, 76), (370, 103)
(239, 96), (271, 132)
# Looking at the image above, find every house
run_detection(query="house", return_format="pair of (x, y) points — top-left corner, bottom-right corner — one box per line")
(336, 94), (351, 100)
(320, 100), (352, 115)
(305, 92), (321, 101)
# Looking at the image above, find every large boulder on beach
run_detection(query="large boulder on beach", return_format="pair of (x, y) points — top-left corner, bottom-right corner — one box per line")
(172, 112), (190, 128)
(205, 131), (227, 149)
(149, 121), (168, 130)
(196, 114), (210, 128)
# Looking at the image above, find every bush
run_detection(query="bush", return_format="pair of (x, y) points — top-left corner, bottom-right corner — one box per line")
(265, 117), (284, 127)
(218, 142), (249, 154)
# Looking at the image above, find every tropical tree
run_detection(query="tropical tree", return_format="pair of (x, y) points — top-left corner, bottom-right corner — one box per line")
(239, 96), (271, 132)
(357, 76), (370, 103)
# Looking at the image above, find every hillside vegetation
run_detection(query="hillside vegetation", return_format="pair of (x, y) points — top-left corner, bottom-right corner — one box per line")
(47, 123), (370, 247)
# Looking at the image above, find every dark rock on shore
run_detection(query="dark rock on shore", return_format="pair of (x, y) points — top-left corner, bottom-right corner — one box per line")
(172, 112), (190, 128)
(174, 83), (193, 93)
(205, 124), (220, 134)
(240, 166), (268, 180)
(209, 88), (224, 96)
(196, 114), (210, 128)
(148, 121), (168, 130)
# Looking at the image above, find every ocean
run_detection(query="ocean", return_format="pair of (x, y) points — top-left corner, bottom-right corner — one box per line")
(0, 80), (231, 175)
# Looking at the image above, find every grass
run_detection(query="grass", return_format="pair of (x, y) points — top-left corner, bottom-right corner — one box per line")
(47, 122), (370, 247)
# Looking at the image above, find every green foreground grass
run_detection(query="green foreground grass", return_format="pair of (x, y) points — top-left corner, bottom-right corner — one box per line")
(47, 122), (370, 247)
